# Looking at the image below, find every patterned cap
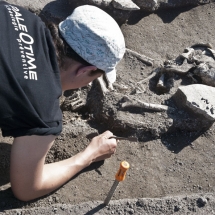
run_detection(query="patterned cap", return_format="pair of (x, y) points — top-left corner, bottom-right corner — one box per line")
(59, 5), (125, 83)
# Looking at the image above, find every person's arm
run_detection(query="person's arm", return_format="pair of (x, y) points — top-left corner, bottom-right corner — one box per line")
(10, 131), (117, 201)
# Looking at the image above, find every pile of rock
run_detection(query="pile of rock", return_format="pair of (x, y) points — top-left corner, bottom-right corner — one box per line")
(4, 0), (211, 24)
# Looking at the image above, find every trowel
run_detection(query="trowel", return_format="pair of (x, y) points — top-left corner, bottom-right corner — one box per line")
(86, 132), (137, 142)
(109, 136), (137, 142)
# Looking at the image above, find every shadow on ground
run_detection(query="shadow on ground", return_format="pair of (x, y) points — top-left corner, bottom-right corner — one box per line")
(161, 130), (204, 153)
(127, 5), (198, 25)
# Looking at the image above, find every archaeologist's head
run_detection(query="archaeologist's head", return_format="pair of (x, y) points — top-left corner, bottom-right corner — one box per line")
(48, 5), (125, 90)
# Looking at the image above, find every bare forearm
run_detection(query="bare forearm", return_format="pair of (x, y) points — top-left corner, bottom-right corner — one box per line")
(11, 132), (116, 201)
(41, 149), (93, 194)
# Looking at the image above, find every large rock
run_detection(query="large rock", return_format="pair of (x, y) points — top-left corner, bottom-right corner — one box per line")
(3, 0), (211, 25)
(173, 84), (215, 121)
(132, 0), (158, 11)
(112, 0), (140, 10)
(133, 0), (211, 11)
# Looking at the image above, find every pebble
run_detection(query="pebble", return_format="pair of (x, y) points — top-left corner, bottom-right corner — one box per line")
(197, 197), (207, 206)
(129, 208), (135, 214)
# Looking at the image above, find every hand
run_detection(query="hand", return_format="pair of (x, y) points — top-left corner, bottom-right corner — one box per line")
(85, 130), (117, 162)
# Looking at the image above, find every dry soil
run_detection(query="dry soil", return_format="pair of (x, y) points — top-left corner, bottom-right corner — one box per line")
(0, 2), (215, 215)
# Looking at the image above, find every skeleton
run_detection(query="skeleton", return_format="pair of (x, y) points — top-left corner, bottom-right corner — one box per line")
(151, 43), (215, 93)
(61, 90), (87, 111)
(61, 43), (215, 138)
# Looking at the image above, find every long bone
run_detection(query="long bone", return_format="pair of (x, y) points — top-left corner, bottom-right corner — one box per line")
(97, 76), (110, 96)
(120, 96), (174, 112)
(126, 48), (154, 66)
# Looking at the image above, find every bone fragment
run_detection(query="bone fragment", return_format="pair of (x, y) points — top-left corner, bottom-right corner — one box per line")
(113, 83), (128, 92)
(107, 82), (114, 91)
(157, 73), (165, 88)
(121, 96), (174, 112)
(207, 48), (215, 59)
(180, 47), (195, 60)
(97, 76), (109, 95)
(137, 68), (159, 84)
(191, 43), (213, 49)
(126, 48), (154, 66)
(135, 83), (145, 94)
(70, 99), (85, 111)
(131, 84), (145, 94)
(163, 59), (194, 74)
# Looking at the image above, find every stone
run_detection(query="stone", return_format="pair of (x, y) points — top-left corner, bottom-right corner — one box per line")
(132, 0), (210, 11)
(132, 0), (158, 11)
(173, 84), (215, 121)
(197, 197), (208, 207)
(112, 0), (140, 10)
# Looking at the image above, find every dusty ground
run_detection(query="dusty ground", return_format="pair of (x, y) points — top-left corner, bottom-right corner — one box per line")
(0, 2), (215, 214)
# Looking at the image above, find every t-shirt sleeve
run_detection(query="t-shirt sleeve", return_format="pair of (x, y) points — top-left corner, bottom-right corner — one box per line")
(0, 3), (63, 137)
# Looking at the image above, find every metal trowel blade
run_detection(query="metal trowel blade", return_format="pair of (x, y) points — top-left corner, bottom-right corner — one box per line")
(109, 136), (138, 142)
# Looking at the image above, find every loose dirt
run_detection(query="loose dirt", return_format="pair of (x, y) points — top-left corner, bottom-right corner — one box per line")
(0, 3), (215, 214)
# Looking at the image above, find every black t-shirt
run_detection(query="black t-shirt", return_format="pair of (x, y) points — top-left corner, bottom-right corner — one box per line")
(0, 2), (62, 137)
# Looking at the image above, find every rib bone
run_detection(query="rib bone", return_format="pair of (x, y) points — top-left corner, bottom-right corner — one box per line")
(62, 91), (86, 111)
(70, 99), (85, 111)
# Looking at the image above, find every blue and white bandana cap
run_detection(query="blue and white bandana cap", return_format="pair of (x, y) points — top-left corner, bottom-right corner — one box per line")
(59, 5), (125, 83)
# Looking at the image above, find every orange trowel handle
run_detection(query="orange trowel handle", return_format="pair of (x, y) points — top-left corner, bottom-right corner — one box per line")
(115, 161), (130, 181)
